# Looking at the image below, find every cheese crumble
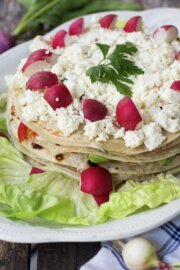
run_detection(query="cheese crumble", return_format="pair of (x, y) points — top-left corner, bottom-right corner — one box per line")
(12, 16), (180, 150)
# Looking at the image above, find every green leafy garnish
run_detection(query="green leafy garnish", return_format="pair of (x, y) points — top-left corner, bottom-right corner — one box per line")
(88, 153), (109, 164)
(86, 42), (144, 97)
(14, 0), (143, 36)
(0, 94), (8, 133)
(160, 156), (176, 166)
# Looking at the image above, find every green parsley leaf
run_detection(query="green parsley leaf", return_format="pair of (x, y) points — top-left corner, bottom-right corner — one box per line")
(96, 43), (110, 59)
(86, 42), (144, 97)
(113, 42), (138, 55)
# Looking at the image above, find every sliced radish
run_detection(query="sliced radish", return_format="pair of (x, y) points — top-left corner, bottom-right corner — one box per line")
(18, 122), (27, 142)
(69, 18), (84, 36)
(170, 80), (180, 92)
(52, 30), (68, 49)
(23, 61), (51, 77)
(44, 84), (73, 110)
(30, 167), (44, 175)
(124, 16), (142, 33)
(81, 166), (112, 196)
(22, 49), (52, 73)
(83, 99), (108, 122)
(175, 51), (180, 61)
(26, 71), (58, 91)
(153, 25), (178, 43)
(99, 14), (117, 29)
(92, 194), (109, 206)
(116, 97), (142, 130)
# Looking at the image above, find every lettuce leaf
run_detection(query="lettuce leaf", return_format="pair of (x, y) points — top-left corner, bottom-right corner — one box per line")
(0, 137), (179, 225)
(0, 137), (31, 183)
(99, 174), (180, 220)
(88, 153), (109, 164)
(0, 138), (100, 224)
(0, 94), (8, 132)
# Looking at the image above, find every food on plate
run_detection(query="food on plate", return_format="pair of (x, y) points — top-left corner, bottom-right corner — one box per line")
(0, 14), (180, 225)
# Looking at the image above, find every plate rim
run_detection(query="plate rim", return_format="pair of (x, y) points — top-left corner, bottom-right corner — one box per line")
(0, 8), (180, 243)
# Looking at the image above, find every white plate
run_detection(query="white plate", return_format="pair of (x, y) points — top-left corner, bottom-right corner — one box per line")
(0, 8), (180, 243)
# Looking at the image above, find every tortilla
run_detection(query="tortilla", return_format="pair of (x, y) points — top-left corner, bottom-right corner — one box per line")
(7, 96), (180, 181)
(12, 87), (180, 155)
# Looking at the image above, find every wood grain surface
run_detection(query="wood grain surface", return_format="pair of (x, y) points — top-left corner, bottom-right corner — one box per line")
(0, 241), (30, 270)
(0, 0), (179, 270)
(37, 243), (101, 270)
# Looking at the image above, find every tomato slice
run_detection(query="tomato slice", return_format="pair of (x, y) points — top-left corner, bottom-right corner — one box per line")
(17, 122), (27, 142)
(18, 122), (38, 142)
(27, 129), (37, 140)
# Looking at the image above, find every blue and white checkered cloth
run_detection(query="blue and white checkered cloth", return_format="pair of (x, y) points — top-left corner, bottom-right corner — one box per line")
(81, 216), (180, 270)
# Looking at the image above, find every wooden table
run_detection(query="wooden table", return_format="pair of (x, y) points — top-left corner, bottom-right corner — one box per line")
(0, 0), (179, 269)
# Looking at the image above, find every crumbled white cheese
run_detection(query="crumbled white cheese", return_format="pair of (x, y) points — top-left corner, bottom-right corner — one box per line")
(21, 90), (55, 122)
(131, 35), (175, 73)
(11, 20), (180, 149)
(84, 119), (124, 141)
(149, 104), (180, 133)
(57, 100), (83, 136)
(7, 70), (28, 90)
(142, 122), (165, 150)
(57, 109), (82, 136)
(123, 130), (144, 148)
(159, 84), (180, 104)
(20, 89), (40, 105)
(29, 36), (51, 52)
(114, 127), (125, 139)
(172, 40), (180, 52)
(20, 90), (82, 134)
(139, 109), (151, 124)
(22, 105), (39, 122)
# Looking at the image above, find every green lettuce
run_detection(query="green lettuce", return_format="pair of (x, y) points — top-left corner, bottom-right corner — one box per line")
(88, 153), (109, 164)
(0, 137), (179, 225)
(160, 156), (176, 166)
(0, 137), (31, 183)
(99, 174), (180, 220)
(0, 94), (8, 133)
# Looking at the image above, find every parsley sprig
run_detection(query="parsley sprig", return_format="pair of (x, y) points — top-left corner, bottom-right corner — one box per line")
(86, 42), (144, 97)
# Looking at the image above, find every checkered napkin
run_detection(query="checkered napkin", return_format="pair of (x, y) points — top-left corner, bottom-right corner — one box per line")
(80, 216), (180, 270)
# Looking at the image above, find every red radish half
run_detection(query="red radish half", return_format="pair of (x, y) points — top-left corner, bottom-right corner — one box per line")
(44, 84), (73, 110)
(93, 194), (109, 206)
(170, 80), (180, 92)
(22, 49), (52, 73)
(116, 97), (142, 130)
(23, 61), (51, 77)
(69, 18), (84, 36)
(81, 166), (112, 196)
(153, 25), (178, 43)
(26, 71), (58, 91)
(30, 167), (44, 175)
(52, 30), (68, 49)
(83, 99), (108, 122)
(175, 51), (180, 61)
(18, 122), (27, 142)
(99, 14), (117, 29)
(124, 16), (142, 33)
